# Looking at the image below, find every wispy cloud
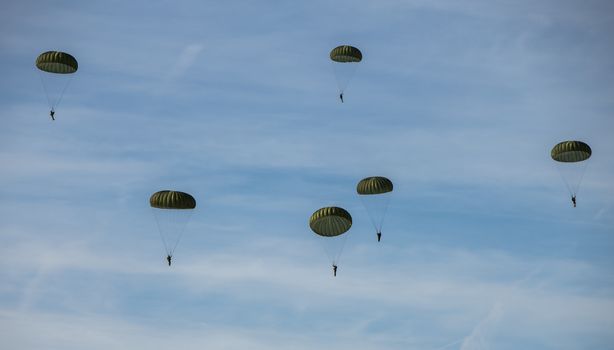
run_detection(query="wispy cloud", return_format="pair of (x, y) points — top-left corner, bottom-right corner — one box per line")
(460, 302), (503, 350)
(166, 44), (205, 80)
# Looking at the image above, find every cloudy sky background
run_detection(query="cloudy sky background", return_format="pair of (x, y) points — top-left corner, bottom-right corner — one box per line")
(1, 0), (613, 349)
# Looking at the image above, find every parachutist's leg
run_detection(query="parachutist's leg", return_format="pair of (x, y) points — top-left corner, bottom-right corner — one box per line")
(377, 232), (381, 242)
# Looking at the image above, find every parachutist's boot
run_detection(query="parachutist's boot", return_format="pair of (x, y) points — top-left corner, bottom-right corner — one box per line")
(377, 232), (382, 242)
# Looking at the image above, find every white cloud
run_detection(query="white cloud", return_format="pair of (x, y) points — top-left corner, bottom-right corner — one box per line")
(166, 43), (205, 80)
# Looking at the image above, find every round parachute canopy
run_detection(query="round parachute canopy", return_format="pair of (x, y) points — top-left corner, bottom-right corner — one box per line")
(357, 176), (393, 195)
(551, 141), (592, 163)
(309, 207), (352, 237)
(150, 190), (196, 209)
(330, 45), (362, 63)
(36, 51), (78, 74)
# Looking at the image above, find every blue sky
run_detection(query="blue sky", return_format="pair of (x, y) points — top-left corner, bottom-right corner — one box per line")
(1, 0), (614, 349)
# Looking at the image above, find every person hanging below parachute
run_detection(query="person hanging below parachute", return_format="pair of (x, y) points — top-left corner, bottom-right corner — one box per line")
(329, 45), (362, 103)
(357, 176), (393, 242)
(35, 51), (78, 121)
(309, 206), (352, 277)
(150, 190), (196, 266)
(551, 141), (591, 208)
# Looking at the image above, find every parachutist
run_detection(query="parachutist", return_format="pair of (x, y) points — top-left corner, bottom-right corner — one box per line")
(377, 232), (381, 242)
(339, 93), (344, 103)
(167, 255), (172, 266)
(36, 51), (77, 122)
(572, 195), (576, 208)
(332, 264), (338, 277)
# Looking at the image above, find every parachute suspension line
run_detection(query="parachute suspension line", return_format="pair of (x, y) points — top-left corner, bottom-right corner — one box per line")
(333, 231), (350, 266)
(37, 71), (75, 110)
(360, 194), (391, 234)
(555, 161), (573, 196)
(152, 209), (172, 255)
(54, 74), (75, 110)
(330, 61), (358, 95)
(360, 195), (376, 233)
(152, 208), (192, 256)
(334, 66), (344, 95)
(555, 161), (590, 197)
(316, 231), (350, 267)
(37, 70), (53, 109)
(168, 210), (194, 256)
(572, 160), (590, 197)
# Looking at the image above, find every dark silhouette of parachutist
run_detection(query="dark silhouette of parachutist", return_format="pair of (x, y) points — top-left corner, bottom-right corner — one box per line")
(572, 195), (576, 208)
(166, 255), (172, 266)
(377, 232), (382, 242)
(332, 264), (338, 277)
(50, 109), (55, 121)
(339, 93), (344, 103)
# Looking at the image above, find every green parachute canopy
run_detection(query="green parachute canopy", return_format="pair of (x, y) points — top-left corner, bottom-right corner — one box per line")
(357, 176), (393, 195)
(309, 207), (352, 237)
(330, 45), (363, 63)
(551, 141), (592, 163)
(150, 190), (196, 209)
(36, 51), (78, 74)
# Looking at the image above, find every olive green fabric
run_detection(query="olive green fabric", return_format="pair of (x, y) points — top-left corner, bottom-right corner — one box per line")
(551, 141), (592, 163)
(357, 176), (393, 195)
(36, 51), (78, 74)
(330, 45), (362, 63)
(150, 190), (196, 209)
(309, 207), (352, 237)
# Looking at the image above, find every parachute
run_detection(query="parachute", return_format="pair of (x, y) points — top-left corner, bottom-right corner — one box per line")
(329, 45), (362, 100)
(35, 51), (78, 119)
(309, 207), (352, 273)
(551, 141), (591, 205)
(357, 176), (393, 242)
(150, 190), (196, 264)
